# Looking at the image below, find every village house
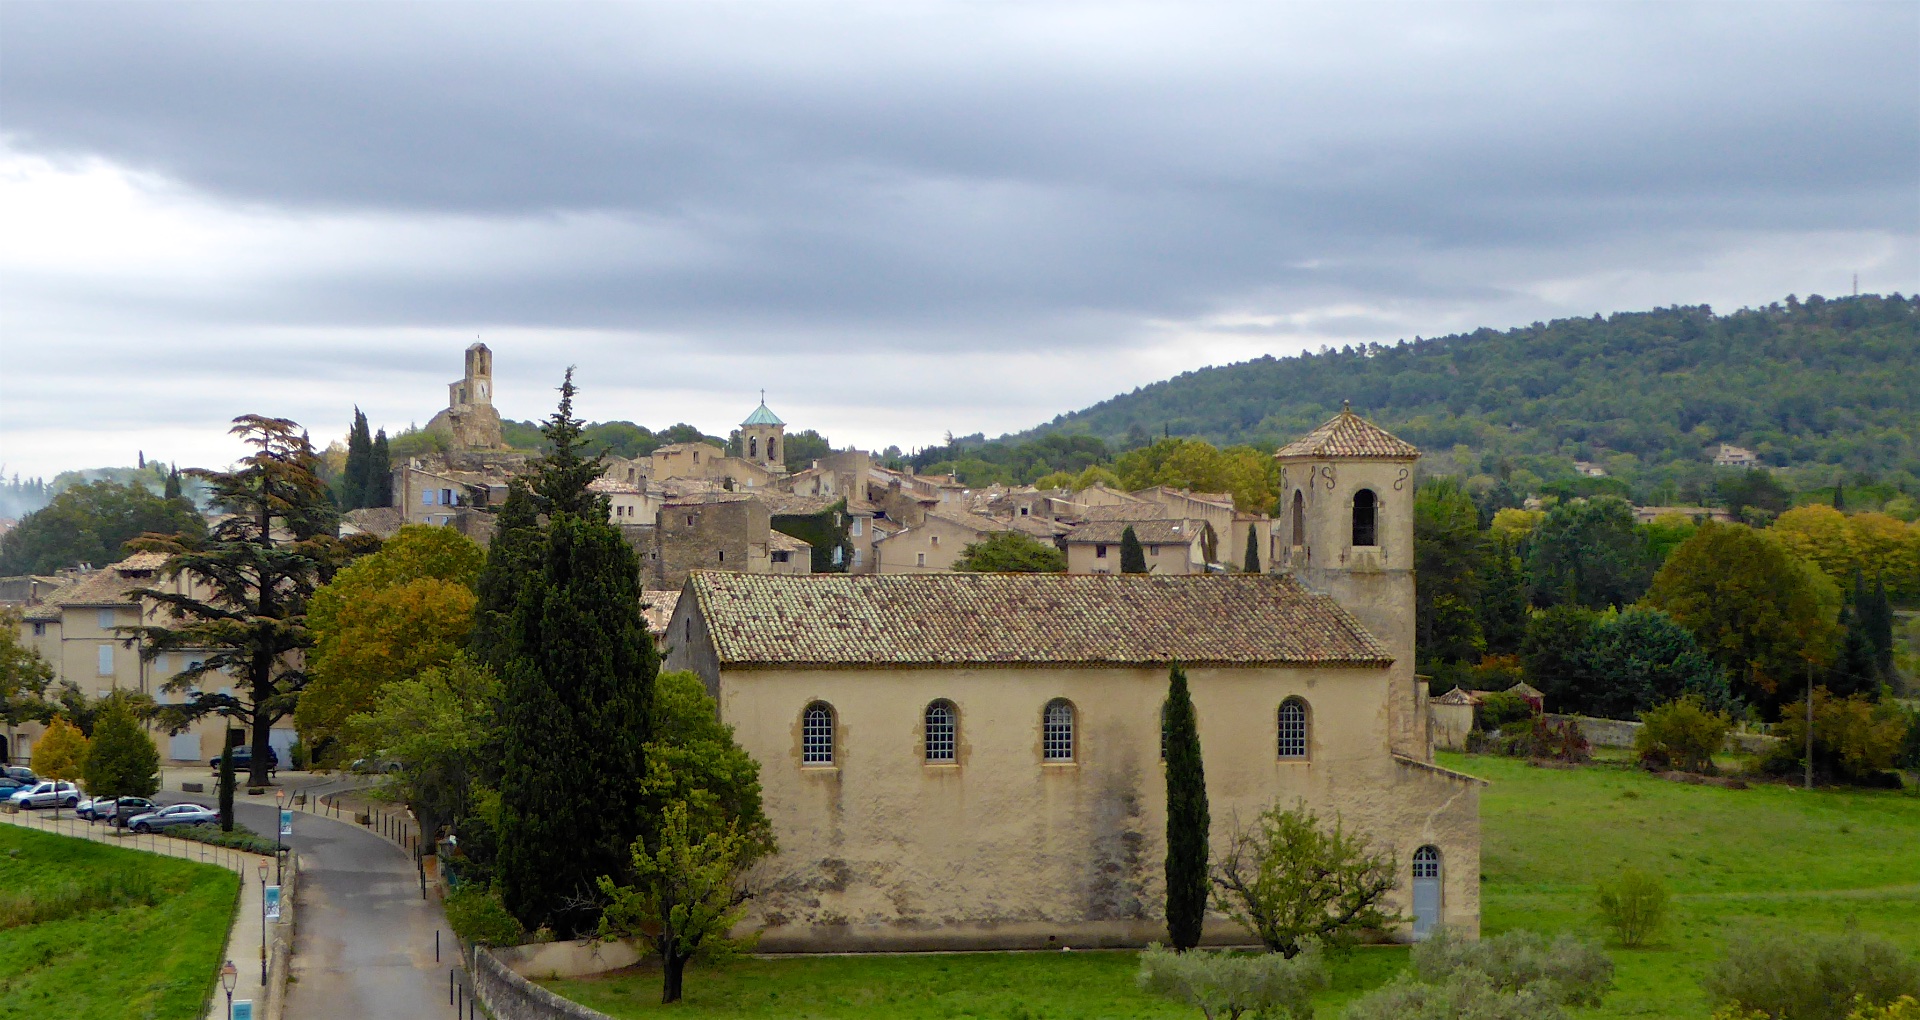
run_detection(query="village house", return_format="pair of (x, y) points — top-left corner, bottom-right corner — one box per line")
(872, 509), (1015, 572)
(1712, 443), (1760, 467)
(661, 409), (1480, 953)
(1061, 518), (1211, 575)
(9, 553), (271, 766)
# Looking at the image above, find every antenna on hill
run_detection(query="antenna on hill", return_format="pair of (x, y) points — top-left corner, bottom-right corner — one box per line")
(1853, 273), (1859, 297)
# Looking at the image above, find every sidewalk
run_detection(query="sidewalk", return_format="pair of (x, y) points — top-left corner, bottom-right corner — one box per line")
(0, 808), (286, 1020)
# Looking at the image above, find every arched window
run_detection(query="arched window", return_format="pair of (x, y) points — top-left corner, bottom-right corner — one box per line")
(924, 701), (957, 763)
(1352, 489), (1378, 547)
(1291, 490), (1306, 547)
(1277, 698), (1309, 759)
(749, 436), (759, 458)
(769, 438), (779, 461)
(1411, 845), (1443, 938)
(802, 703), (835, 764)
(1043, 699), (1075, 761)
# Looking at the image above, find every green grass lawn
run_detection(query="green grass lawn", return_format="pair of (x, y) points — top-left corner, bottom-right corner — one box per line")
(0, 825), (241, 1020)
(545, 755), (1920, 1019)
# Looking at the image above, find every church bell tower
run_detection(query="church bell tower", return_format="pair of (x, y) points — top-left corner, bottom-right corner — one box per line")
(1274, 403), (1424, 756)
(741, 395), (787, 473)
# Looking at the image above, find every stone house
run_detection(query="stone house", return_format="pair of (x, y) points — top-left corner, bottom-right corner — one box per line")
(873, 510), (1014, 573)
(1131, 487), (1270, 573)
(9, 553), (279, 766)
(650, 493), (772, 591)
(1061, 519), (1211, 575)
(1712, 443), (1760, 468)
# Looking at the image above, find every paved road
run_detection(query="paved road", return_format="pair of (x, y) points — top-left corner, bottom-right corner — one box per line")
(167, 788), (452, 1020)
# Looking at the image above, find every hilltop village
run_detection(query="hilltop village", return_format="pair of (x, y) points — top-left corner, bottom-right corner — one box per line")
(362, 345), (1280, 595)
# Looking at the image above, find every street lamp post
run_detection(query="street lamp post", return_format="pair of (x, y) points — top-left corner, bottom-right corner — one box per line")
(274, 789), (286, 884)
(220, 959), (237, 1020)
(257, 858), (269, 984)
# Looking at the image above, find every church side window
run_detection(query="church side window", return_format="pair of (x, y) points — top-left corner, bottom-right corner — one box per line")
(1352, 489), (1378, 547)
(1278, 698), (1309, 759)
(1413, 845), (1441, 878)
(1043, 699), (1075, 762)
(1291, 490), (1306, 547)
(802, 703), (835, 765)
(749, 436), (758, 458)
(925, 701), (957, 763)
(769, 438), (778, 461)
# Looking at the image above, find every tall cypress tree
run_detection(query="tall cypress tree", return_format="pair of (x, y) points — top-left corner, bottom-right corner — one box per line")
(1121, 525), (1148, 574)
(1243, 525), (1260, 573)
(1832, 479), (1845, 510)
(1827, 606), (1879, 698)
(368, 428), (392, 507)
(471, 479), (541, 671)
(164, 467), (183, 501)
(1864, 576), (1895, 680)
(342, 408), (373, 509)
(1163, 664), (1208, 950)
(496, 372), (653, 936)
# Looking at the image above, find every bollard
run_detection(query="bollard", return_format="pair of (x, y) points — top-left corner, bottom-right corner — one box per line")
(449, 968), (455, 1005)
(435, 930), (440, 963)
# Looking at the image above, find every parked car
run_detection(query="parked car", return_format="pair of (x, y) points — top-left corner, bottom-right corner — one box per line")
(126, 803), (219, 833)
(0, 777), (26, 798)
(9, 781), (81, 809)
(209, 746), (279, 776)
(75, 795), (110, 820)
(101, 797), (160, 827)
(1, 766), (35, 784)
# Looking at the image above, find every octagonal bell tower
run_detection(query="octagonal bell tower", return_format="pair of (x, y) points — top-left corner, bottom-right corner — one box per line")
(1274, 402), (1425, 756)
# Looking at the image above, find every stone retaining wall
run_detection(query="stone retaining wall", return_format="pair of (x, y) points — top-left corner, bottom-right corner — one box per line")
(472, 945), (621, 1020)
(494, 939), (640, 980)
(1546, 713), (1781, 754)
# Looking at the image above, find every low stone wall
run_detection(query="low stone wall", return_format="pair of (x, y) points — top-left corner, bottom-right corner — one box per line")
(473, 945), (621, 1020)
(1548, 713), (1781, 755)
(494, 939), (640, 980)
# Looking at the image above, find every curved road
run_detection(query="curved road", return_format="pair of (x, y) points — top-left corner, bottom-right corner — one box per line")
(167, 788), (452, 1020)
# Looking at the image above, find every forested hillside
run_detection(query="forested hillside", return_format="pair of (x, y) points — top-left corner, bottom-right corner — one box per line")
(1016, 294), (1918, 498)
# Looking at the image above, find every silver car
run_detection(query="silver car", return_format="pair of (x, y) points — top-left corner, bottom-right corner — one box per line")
(9, 781), (81, 809)
(125, 803), (218, 833)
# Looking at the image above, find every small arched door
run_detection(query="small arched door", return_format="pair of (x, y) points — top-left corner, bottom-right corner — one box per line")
(1412, 845), (1442, 939)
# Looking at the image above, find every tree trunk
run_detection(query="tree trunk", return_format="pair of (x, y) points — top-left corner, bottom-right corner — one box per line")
(249, 650), (273, 788)
(661, 950), (687, 1004)
(219, 728), (238, 832)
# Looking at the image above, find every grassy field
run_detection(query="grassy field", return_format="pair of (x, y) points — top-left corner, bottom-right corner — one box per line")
(0, 825), (241, 1020)
(545, 755), (1920, 1019)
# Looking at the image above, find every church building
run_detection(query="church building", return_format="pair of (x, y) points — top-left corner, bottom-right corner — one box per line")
(661, 410), (1482, 952)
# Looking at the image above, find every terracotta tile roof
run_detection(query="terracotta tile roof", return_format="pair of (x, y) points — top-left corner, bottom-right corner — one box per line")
(924, 509), (1016, 535)
(1062, 519), (1207, 545)
(54, 553), (168, 607)
(1081, 503), (1174, 523)
(768, 530), (812, 552)
(640, 590), (680, 636)
(685, 572), (1391, 669)
(1275, 407), (1420, 460)
(756, 492), (841, 517)
(1004, 515), (1067, 539)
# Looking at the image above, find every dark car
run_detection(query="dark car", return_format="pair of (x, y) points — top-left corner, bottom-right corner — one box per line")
(0, 777), (26, 798)
(208, 746), (279, 775)
(1, 766), (35, 784)
(100, 797), (160, 826)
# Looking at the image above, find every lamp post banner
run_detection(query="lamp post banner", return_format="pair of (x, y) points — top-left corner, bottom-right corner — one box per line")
(279, 809), (293, 836)
(264, 886), (281, 922)
(233, 1001), (254, 1020)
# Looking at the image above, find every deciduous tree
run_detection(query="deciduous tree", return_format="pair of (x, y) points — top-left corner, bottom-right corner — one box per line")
(1527, 497), (1653, 610)
(598, 803), (765, 1004)
(954, 531), (1067, 572)
(1210, 802), (1402, 958)
(1643, 522), (1840, 714)
(0, 611), (54, 756)
(82, 694), (160, 798)
(31, 715), (88, 782)
(0, 480), (204, 575)
(1415, 478), (1487, 664)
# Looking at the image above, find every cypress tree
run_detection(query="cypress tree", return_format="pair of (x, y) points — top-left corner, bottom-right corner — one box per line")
(471, 479), (541, 671)
(1832, 479), (1845, 510)
(1163, 664), (1209, 950)
(1865, 576), (1895, 679)
(497, 372), (653, 936)
(1826, 606), (1878, 698)
(1243, 525), (1260, 573)
(1121, 525), (1148, 574)
(163, 467), (183, 501)
(368, 429), (392, 506)
(343, 408), (373, 509)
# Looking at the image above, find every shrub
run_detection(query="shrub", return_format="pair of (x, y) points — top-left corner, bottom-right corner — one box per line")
(1851, 996), (1920, 1020)
(444, 885), (526, 947)
(1703, 930), (1920, 1020)
(1477, 691), (1535, 732)
(1496, 718), (1590, 763)
(1593, 869), (1669, 948)
(1343, 973), (1570, 1020)
(170, 822), (278, 855)
(1209, 802), (1402, 958)
(1764, 690), (1909, 784)
(1137, 942), (1328, 1020)
(1412, 927), (1613, 1006)
(1635, 697), (1731, 774)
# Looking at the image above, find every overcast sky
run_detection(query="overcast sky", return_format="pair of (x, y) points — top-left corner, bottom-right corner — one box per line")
(1, 2), (1915, 479)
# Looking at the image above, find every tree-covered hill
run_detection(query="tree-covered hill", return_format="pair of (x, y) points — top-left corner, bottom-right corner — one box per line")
(1019, 294), (1918, 496)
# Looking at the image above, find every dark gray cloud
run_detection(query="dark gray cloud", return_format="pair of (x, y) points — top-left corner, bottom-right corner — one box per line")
(0, 2), (1914, 474)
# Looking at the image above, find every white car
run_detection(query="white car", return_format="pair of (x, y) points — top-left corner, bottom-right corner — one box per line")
(9, 781), (81, 810)
(125, 803), (219, 833)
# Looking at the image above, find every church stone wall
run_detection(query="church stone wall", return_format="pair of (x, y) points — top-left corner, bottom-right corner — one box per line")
(717, 662), (1479, 952)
